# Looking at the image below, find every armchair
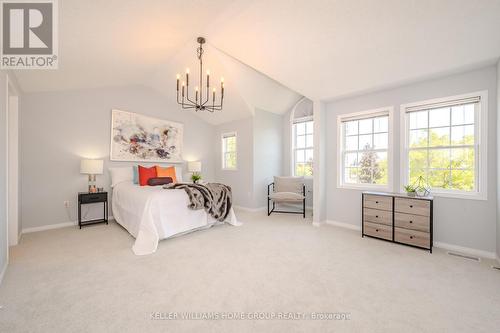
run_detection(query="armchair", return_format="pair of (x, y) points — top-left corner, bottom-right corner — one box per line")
(267, 176), (306, 218)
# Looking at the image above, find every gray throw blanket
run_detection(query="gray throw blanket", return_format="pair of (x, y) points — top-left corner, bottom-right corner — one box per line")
(164, 183), (232, 222)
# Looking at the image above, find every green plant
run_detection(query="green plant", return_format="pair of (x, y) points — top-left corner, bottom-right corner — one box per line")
(404, 184), (416, 193)
(191, 172), (202, 183)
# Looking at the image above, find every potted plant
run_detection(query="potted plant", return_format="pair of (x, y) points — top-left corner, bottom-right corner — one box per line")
(191, 172), (202, 184)
(404, 184), (417, 197)
(414, 175), (430, 197)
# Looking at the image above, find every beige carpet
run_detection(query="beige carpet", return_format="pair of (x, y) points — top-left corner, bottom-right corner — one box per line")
(1, 209), (499, 333)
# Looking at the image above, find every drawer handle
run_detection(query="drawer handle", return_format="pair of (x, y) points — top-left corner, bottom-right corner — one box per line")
(375, 229), (379, 232)
(409, 205), (413, 208)
(409, 220), (413, 223)
(376, 215), (379, 218)
(375, 201), (379, 204)
(410, 236), (414, 239)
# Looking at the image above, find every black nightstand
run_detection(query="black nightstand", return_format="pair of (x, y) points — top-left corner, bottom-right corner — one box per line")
(78, 192), (108, 229)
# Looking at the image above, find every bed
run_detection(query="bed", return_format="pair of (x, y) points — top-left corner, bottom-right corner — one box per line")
(112, 180), (241, 255)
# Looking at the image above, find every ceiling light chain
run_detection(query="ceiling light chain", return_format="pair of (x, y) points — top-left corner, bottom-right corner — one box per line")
(176, 37), (224, 112)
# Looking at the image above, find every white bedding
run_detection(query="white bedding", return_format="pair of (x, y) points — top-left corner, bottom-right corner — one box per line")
(112, 181), (241, 255)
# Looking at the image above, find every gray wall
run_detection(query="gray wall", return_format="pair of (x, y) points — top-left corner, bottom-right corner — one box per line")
(214, 117), (255, 207)
(0, 71), (8, 275)
(326, 65), (498, 254)
(497, 61), (500, 260)
(214, 109), (284, 209)
(253, 109), (282, 208)
(20, 85), (216, 229)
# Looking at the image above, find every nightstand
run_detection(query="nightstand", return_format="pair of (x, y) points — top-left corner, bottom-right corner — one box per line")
(78, 192), (108, 229)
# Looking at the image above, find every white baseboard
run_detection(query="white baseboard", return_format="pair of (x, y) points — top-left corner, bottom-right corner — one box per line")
(233, 205), (266, 213)
(0, 260), (7, 286)
(22, 217), (114, 234)
(234, 205), (312, 213)
(323, 220), (496, 260)
(325, 220), (361, 231)
(434, 241), (497, 260)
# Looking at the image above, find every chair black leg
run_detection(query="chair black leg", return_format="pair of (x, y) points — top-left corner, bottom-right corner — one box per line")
(303, 198), (306, 218)
(268, 198), (271, 216)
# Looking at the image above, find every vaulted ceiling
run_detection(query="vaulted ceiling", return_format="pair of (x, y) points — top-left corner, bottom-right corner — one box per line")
(11, 0), (500, 124)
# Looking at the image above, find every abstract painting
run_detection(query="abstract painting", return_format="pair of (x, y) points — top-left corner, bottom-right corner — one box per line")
(110, 109), (183, 163)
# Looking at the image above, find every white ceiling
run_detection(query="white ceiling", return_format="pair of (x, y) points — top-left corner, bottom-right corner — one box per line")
(210, 0), (500, 101)
(11, 0), (500, 123)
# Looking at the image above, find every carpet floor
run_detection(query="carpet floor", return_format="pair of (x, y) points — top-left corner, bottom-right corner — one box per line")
(1, 209), (499, 333)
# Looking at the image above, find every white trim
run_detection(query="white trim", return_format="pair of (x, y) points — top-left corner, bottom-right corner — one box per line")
(233, 205), (266, 213)
(221, 131), (237, 170)
(399, 91), (488, 200)
(22, 217), (115, 234)
(325, 220), (361, 231)
(337, 106), (394, 191)
(0, 260), (7, 286)
(434, 241), (496, 260)
(291, 118), (314, 177)
(322, 220), (496, 260)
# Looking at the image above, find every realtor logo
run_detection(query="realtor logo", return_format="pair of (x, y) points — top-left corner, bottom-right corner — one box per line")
(1, 0), (58, 69)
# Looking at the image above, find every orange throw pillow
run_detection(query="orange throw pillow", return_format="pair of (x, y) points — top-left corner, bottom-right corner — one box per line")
(156, 166), (177, 183)
(138, 165), (157, 186)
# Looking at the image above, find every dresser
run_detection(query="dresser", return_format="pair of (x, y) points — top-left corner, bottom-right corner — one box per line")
(362, 191), (433, 253)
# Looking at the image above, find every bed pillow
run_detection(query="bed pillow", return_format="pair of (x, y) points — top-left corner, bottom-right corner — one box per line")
(147, 177), (173, 186)
(138, 165), (157, 186)
(132, 165), (139, 184)
(109, 167), (134, 188)
(156, 166), (177, 183)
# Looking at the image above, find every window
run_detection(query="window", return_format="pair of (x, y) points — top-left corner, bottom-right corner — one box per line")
(401, 92), (487, 199)
(338, 108), (393, 189)
(292, 118), (313, 177)
(222, 132), (237, 170)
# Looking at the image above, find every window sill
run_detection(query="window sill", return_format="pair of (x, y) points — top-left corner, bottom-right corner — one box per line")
(411, 190), (487, 201)
(222, 168), (238, 171)
(337, 184), (392, 192)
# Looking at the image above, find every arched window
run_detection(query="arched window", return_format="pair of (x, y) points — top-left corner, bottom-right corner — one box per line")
(291, 98), (313, 177)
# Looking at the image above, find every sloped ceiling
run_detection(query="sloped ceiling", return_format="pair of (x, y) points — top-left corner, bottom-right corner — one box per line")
(10, 0), (500, 123)
(210, 0), (500, 101)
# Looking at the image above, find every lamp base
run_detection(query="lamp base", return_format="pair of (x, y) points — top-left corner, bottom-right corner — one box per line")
(88, 174), (97, 193)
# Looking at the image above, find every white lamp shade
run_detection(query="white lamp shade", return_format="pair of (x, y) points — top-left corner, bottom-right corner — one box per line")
(188, 161), (202, 173)
(80, 159), (104, 175)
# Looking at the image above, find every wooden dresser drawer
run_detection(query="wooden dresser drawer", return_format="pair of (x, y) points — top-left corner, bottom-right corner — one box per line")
(364, 208), (392, 226)
(363, 194), (392, 211)
(394, 213), (430, 232)
(394, 227), (430, 249)
(364, 222), (392, 241)
(394, 198), (430, 216)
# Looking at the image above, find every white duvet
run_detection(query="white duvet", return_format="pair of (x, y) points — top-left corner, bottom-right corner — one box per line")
(112, 181), (241, 255)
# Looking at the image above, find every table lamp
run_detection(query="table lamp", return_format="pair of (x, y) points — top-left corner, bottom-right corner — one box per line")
(80, 159), (103, 192)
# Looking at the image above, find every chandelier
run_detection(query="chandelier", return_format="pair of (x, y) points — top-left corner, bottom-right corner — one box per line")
(176, 37), (224, 112)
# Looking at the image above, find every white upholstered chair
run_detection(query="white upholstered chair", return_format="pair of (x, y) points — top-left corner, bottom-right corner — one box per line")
(267, 176), (306, 218)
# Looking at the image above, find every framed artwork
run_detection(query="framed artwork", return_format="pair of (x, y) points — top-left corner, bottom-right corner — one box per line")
(110, 109), (184, 163)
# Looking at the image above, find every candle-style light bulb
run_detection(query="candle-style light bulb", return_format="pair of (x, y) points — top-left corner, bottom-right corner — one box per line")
(206, 69), (210, 87)
(195, 86), (199, 101)
(186, 68), (190, 74)
(181, 82), (185, 97)
(176, 74), (180, 91)
(186, 68), (190, 86)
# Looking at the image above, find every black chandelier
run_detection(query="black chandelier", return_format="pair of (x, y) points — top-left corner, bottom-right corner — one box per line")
(176, 37), (224, 112)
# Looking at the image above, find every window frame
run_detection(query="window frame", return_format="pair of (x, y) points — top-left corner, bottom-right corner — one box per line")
(337, 107), (394, 191)
(400, 91), (488, 200)
(221, 131), (237, 171)
(292, 116), (314, 178)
